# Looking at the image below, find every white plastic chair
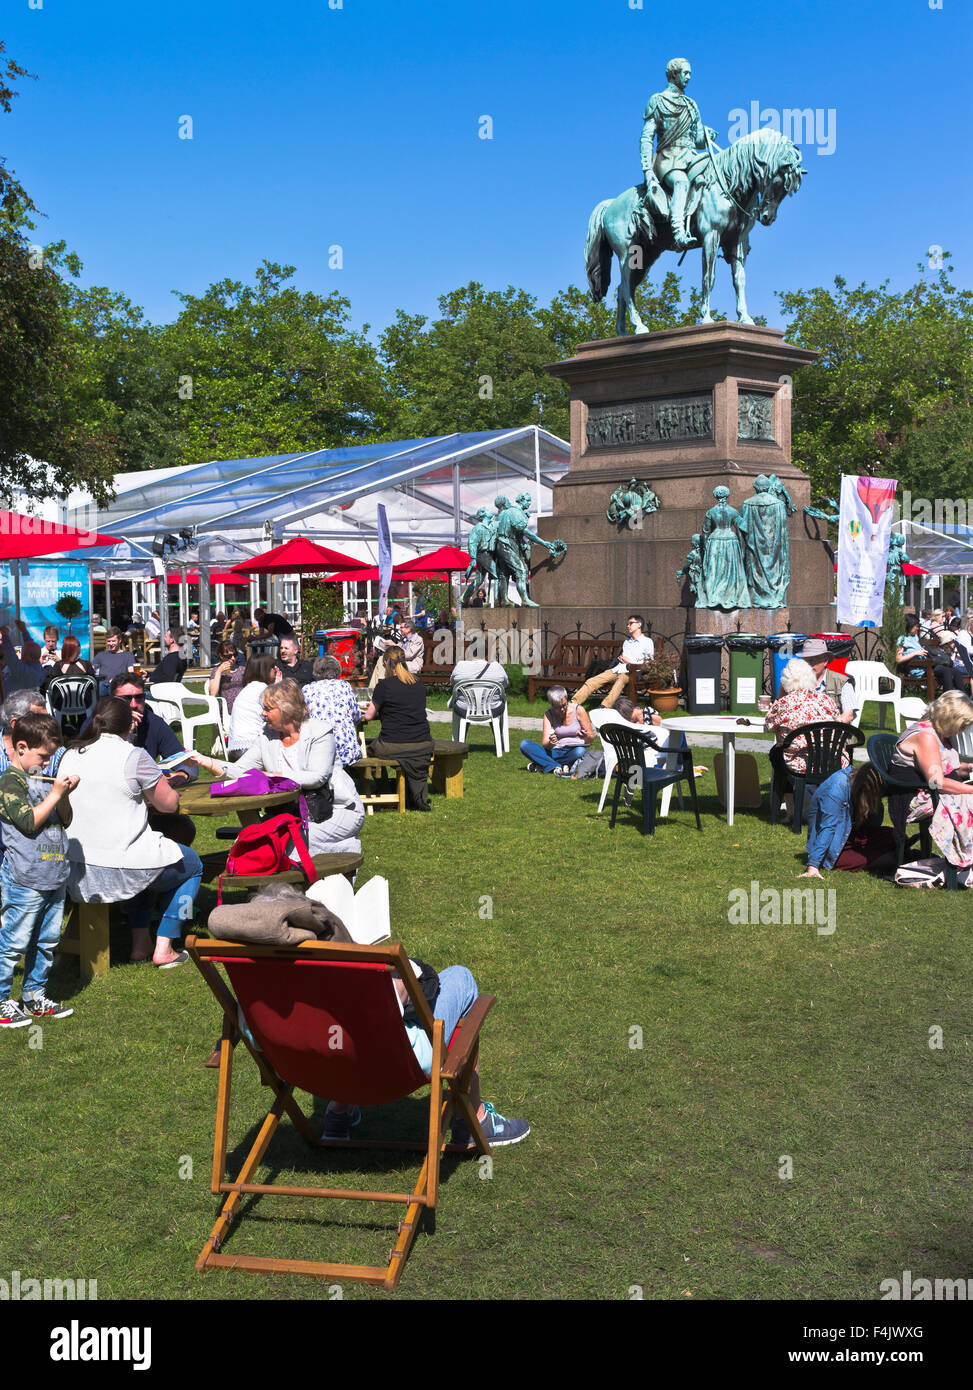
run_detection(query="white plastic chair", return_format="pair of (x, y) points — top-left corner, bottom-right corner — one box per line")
(897, 696), (929, 725)
(149, 681), (227, 756)
(845, 661), (902, 732)
(448, 680), (509, 756)
(953, 727), (973, 762)
(589, 709), (680, 816)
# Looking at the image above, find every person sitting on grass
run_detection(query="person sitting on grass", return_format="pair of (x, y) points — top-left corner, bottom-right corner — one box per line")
(519, 686), (594, 775)
(322, 962), (529, 1148)
(0, 713), (79, 1027)
(801, 764), (896, 878)
(562, 694), (668, 781)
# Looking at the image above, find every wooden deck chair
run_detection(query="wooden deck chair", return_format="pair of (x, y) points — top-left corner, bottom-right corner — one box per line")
(186, 935), (496, 1290)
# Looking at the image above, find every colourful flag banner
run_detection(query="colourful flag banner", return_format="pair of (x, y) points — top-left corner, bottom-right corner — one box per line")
(836, 475), (898, 627)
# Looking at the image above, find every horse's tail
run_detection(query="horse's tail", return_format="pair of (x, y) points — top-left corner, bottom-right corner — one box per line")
(584, 199), (613, 302)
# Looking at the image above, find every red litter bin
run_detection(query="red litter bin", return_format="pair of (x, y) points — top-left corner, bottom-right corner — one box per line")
(323, 628), (359, 675)
(812, 632), (855, 676)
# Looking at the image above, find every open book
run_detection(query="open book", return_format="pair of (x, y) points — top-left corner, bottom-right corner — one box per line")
(305, 874), (390, 945)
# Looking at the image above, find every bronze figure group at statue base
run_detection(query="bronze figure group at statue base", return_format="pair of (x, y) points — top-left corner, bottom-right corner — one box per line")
(527, 320), (835, 642)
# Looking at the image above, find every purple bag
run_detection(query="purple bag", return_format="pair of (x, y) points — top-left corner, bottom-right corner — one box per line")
(209, 770), (300, 797)
(209, 770), (309, 836)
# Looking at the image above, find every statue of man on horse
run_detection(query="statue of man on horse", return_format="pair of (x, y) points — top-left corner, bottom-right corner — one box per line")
(641, 57), (719, 251)
(585, 57), (807, 335)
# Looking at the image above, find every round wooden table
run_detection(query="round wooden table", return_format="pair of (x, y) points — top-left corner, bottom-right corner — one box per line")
(178, 781), (300, 826)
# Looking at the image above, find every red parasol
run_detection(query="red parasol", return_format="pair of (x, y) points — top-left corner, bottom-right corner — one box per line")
(0, 510), (122, 560)
(229, 538), (363, 576)
(391, 546), (471, 580)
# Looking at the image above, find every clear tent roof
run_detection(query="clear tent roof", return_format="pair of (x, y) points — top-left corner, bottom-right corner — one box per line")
(68, 429), (570, 555)
(898, 520), (973, 575)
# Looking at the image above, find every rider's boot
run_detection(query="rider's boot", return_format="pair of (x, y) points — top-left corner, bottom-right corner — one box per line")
(669, 181), (693, 250)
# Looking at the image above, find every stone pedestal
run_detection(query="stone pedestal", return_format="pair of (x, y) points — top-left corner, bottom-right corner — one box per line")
(528, 322), (835, 644)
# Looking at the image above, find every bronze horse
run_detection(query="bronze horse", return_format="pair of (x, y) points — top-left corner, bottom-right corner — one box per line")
(585, 128), (806, 334)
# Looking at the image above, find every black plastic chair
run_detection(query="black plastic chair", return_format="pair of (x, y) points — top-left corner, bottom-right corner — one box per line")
(600, 725), (701, 837)
(769, 721), (864, 832)
(45, 674), (98, 736)
(866, 733), (957, 890)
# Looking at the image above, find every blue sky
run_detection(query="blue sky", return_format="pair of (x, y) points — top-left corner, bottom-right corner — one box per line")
(4, 0), (970, 336)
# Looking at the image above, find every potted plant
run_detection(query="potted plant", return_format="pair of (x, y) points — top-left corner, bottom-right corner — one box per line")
(55, 593), (83, 634)
(642, 655), (682, 714)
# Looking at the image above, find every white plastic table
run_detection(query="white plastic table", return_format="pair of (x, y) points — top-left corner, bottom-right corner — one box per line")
(660, 714), (772, 827)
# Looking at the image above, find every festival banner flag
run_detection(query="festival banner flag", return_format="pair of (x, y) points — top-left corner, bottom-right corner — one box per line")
(836, 475), (898, 628)
(376, 503), (392, 619)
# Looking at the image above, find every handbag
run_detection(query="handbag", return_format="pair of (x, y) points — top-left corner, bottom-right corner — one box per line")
(217, 813), (318, 903)
(303, 781), (334, 823)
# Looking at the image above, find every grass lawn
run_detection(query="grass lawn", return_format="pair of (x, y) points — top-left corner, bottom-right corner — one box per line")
(0, 713), (969, 1301)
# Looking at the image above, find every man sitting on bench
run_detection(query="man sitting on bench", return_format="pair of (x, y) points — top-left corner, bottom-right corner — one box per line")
(571, 614), (655, 709)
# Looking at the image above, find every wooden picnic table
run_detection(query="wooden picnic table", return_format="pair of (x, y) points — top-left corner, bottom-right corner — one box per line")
(352, 737), (469, 811)
(179, 780), (300, 825)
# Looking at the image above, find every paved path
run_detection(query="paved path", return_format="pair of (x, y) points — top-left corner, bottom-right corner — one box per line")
(428, 707), (775, 752)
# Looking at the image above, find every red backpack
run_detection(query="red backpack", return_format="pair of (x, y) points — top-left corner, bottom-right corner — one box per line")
(217, 813), (318, 903)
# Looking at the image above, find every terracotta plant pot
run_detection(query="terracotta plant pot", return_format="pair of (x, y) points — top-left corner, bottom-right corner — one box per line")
(648, 687), (682, 714)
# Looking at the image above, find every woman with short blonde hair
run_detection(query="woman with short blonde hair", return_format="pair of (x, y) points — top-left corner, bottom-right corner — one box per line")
(192, 679), (365, 856)
(925, 690), (973, 740)
(261, 679), (308, 726)
(889, 688), (973, 867)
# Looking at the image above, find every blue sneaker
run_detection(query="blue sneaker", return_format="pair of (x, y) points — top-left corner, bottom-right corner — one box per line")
(321, 1105), (362, 1141)
(451, 1101), (530, 1150)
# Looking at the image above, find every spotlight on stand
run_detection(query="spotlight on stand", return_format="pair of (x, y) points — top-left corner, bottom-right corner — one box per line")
(178, 528), (194, 547)
(151, 536), (166, 558)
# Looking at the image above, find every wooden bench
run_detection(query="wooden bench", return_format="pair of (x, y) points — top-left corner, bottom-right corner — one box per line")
(57, 902), (111, 981)
(527, 637), (630, 702)
(352, 739), (469, 811)
(898, 656), (937, 704)
(200, 849), (362, 892)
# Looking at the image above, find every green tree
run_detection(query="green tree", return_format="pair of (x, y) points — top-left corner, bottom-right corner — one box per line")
(162, 262), (387, 464)
(378, 282), (563, 438)
(539, 271), (701, 359)
(778, 262), (973, 499)
(59, 281), (184, 474)
(0, 47), (118, 505)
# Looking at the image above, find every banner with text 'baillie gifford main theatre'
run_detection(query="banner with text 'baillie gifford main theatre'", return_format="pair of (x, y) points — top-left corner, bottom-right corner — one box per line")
(0, 562), (91, 659)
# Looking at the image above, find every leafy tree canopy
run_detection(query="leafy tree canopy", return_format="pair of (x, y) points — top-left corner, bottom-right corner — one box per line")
(778, 261), (973, 500)
(161, 262), (387, 465)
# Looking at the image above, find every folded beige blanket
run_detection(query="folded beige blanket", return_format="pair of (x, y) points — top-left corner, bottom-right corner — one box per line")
(207, 884), (353, 946)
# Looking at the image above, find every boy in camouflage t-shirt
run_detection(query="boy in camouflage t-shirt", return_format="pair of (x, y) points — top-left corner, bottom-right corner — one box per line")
(0, 714), (79, 1027)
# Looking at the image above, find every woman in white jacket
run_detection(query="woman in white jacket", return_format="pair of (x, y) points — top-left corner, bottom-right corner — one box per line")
(193, 679), (365, 856)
